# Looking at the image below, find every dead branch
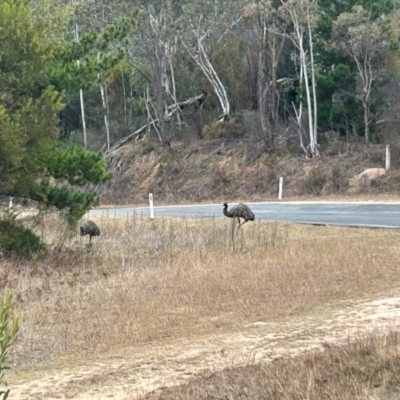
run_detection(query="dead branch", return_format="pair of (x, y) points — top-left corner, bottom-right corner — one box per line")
(104, 92), (206, 159)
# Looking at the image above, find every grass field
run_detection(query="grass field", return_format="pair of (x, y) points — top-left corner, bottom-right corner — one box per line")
(2, 214), (400, 398)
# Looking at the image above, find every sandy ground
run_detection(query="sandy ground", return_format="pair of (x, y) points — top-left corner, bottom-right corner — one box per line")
(7, 291), (400, 400)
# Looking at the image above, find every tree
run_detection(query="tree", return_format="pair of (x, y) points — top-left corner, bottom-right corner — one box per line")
(55, 1), (138, 150)
(242, 1), (287, 147)
(124, 0), (189, 147)
(0, 0), (66, 199)
(332, 6), (392, 143)
(181, 0), (244, 122)
(0, 0), (112, 255)
(315, 0), (395, 136)
(281, 0), (319, 157)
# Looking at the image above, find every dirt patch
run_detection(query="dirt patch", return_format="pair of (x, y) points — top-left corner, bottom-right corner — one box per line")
(8, 292), (400, 400)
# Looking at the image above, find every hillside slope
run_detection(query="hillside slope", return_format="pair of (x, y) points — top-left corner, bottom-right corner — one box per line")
(101, 139), (400, 205)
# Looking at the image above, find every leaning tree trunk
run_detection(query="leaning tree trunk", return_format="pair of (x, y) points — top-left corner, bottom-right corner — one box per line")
(183, 31), (230, 122)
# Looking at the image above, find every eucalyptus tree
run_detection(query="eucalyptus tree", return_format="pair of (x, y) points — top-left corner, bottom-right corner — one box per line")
(242, 1), (288, 147)
(180, 0), (245, 122)
(280, 0), (319, 157)
(123, 0), (187, 148)
(331, 6), (393, 144)
(315, 0), (395, 137)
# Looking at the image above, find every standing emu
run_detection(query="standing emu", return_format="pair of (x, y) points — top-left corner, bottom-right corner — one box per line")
(223, 203), (255, 226)
(80, 220), (100, 243)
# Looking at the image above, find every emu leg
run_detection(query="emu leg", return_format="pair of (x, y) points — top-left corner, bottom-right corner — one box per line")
(231, 218), (236, 250)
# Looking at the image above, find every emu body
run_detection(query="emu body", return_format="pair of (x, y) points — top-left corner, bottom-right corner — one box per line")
(223, 203), (255, 226)
(80, 220), (100, 243)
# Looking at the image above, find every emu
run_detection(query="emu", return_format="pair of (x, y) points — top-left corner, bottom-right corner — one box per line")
(223, 203), (255, 227)
(80, 220), (100, 243)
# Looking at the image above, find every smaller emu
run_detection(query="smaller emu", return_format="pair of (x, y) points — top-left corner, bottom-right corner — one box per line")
(80, 220), (100, 243)
(223, 203), (255, 227)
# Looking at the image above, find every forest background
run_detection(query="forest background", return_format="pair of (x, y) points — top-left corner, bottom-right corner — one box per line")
(3, 0), (400, 234)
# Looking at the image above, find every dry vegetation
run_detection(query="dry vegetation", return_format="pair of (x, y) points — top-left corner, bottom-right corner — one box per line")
(102, 139), (400, 205)
(142, 331), (400, 399)
(1, 214), (400, 398)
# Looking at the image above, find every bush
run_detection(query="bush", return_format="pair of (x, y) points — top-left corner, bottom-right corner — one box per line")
(0, 213), (45, 259)
(0, 290), (19, 400)
(305, 168), (326, 195)
(202, 115), (245, 140)
(140, 136), (161, 154)
(331, 166), (346, 193)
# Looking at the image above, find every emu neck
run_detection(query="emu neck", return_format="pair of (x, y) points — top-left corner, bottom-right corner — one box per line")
(223, 205), (233, 218)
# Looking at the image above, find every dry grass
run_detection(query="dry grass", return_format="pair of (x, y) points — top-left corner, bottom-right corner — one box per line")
(141, 330), (400, 399)
(1, 214), (400, 373)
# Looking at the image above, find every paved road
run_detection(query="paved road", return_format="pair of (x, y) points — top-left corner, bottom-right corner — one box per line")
(88, 202), (400, 229)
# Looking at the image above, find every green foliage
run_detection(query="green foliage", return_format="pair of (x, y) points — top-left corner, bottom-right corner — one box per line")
(0, 213), (45, 259)
(0, 0), (113, 252)
(0, 0), (65, 198)
(305, 168), (327, 195)
(0, 290), (19, 400)
(47, 145), (112, 186)
(316, 64), (361, 131)
(47, 187), (99, 227)
(53, 10), (138, 93)
(315, 0), (395, 134)
(202, 116), (245, 140)
(29, 145), (111, 228)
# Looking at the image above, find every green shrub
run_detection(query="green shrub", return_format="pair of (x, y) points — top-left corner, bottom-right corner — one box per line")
(0, 290), (19, 400)
(305, 168), (326, 195)
(202, 115), (245, 140)
(0, 213), (45, 259)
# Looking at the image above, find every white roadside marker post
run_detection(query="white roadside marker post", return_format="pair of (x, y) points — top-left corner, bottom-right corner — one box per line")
(278, 177), (283, 200)
(386, 145), (390, 170)
(149, 193), (154, 219)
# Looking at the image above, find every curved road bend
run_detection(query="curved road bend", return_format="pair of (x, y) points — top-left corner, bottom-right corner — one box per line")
(88, 202), (400, 229)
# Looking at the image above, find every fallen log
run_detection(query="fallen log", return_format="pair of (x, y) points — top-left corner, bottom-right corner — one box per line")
(104, 92), (206, 159)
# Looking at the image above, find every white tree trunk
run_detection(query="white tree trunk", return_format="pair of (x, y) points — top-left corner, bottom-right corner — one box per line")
(184, 31), (230, 121)
(79, 88), (87, 149)
(352, 51), (373, 144)
(75, 22), (87, 149)
(308, 8), (318, 153)
(166, 48), (182, 126)
(97, 53), (110, 150)
(258, 23), (268, 138)
(100, 83), (110, 150)
(282, 0), (318, 157)
(300, 46), (316, 156)
(292, 62), (307, 154)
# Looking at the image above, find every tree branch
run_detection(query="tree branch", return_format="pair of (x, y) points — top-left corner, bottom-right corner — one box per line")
(104, 92), (206, 158)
